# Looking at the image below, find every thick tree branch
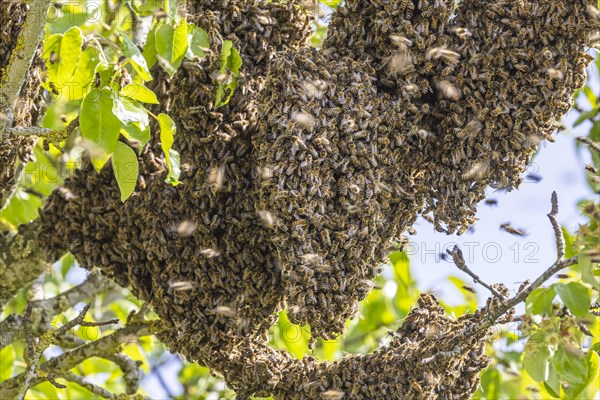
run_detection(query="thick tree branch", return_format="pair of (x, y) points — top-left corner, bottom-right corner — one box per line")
(0, 221), (48, 310)
(7, 126), (53, 137)
(0, 0), (51, 135)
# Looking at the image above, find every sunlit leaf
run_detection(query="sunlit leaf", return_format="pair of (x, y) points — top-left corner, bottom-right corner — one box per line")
(80, 88), (122, 171)
(526, 286), (556, 315)
(121, 31), (153, 81)
(554, 282), (592, 317)
(155, 19), (188, 74)
(112, 142), (139, 202)
(43, 26), (83, 86)
(158, 113), (181, 185)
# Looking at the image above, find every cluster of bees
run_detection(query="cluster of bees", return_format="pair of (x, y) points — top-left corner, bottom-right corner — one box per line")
(35, 0), (599, 398)
(0, 3), (44, 202)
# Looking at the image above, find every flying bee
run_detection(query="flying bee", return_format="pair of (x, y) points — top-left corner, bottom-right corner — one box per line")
(426, 47), (461, 64)
(500, 223), (528, 237)
(389, 34), (413, 50)
(525, 173), (542, 183)
(462, 285), (476, 294)
(484, 198), (498, 206)
(214, 306), (236, 318)
(169, 280), (195, 291)
(546, 68), (564, 80)
(258, 210), (276, 228)
(206, 164), (225, 191)
(321, 389), (345, 400)
(436, 80), (461, 101)
(200, 248), (221, 258)
(292, 111), (316, 130)
(462, 162), (488, 180)
(176, 220), (197, 237)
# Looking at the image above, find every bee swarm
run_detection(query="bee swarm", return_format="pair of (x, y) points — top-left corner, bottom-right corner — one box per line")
(34, 0), (599, 399)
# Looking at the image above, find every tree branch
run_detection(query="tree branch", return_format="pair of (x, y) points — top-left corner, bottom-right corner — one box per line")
(0, 0), (52, 135)
(462, 192), (574, 337)
(7, 126), (53, 137)
(1, 270), (115, 349)
(446, 244), (507, 301)
(0, 221), (48, 311)
(57, 372), (118, 400)
(0, 320), (155, 399)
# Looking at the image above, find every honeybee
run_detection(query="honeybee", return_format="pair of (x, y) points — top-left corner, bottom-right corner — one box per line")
(500, 223), (528, 237)
(321, 389), (345, 399)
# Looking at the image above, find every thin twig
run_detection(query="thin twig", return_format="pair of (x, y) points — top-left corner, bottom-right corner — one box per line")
(446, 245), (507, 301)
(547, 191), (565, 260)
(1, 270), (116, 350)
(59, 372), (117, 399)
(462, 192), (576, 337)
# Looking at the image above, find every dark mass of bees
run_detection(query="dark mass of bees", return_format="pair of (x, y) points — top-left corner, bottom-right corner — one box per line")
(33, 0), (599, 398)
(0, 3), (44, 202)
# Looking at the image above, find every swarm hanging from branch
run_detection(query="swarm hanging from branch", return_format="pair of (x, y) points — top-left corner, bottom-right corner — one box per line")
(20, 0), (600, 398)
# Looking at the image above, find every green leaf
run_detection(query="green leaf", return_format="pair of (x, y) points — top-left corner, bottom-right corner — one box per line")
(479, 368), (501, 399)
(113, 96), (149, 130)
(43, 26), (83, 85)
(0, 345), (15, 381)
(553, 344), (589, 386)
(526, 286), (556, 315)
(121, 123), (150, 148)
(566, 351), (600, 400)
(554, 282), (592, 317)
(580, 255), (600, 291)
(68, 46), (100, 101)
(80, 88), (122, 171)
(135, 0), (165, 16)
(112, 142), (139, 202)
(524, 342), (551, 381)
(158, 113), (181, 185)
(186, 23), (210, 59)
(120, 83), (159, 104)
(544, 363), (561, 398)
(143, 25), (158, 69)
(215, 40), (242, 108)
(120, 32), (153, 81)
(574, 109), (599, 127)
(155, 19), (188, 74)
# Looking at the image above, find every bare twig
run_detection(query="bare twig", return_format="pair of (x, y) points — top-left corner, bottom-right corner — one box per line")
(1, 270), (116, 349)
(446, 245), (507, 301)
(58, 371), (118, 399)
(460, 192), (577, 337)
(547, 191), (565, 260)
